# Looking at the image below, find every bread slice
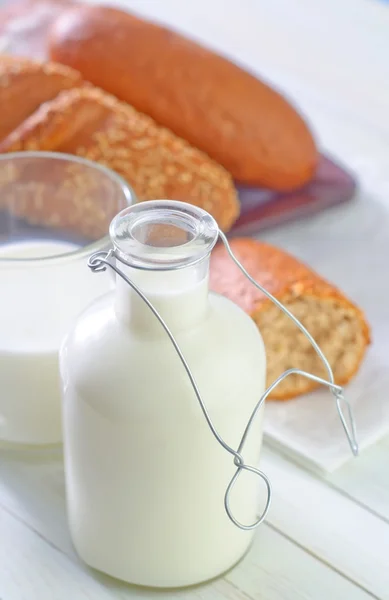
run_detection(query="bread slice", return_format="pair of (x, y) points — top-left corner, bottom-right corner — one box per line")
(0, 85), (239, 236)
(210, 238), (370, 400)
(0, 55), (82, 142)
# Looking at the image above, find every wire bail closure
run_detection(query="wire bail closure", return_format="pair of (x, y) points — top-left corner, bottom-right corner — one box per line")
(87, 230), (359, 531)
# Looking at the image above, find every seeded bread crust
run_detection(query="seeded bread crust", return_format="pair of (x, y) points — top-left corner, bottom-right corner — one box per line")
(0, 85), (239, 235)
(0, 55), (83, 142)
(210, 238), (371, 400)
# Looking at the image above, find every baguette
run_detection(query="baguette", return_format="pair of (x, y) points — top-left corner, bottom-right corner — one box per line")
(0, 85), (239, 237)
(0, 55), (82, 142)
(210, 238), (370, 399)
(49, 5), (318, 190)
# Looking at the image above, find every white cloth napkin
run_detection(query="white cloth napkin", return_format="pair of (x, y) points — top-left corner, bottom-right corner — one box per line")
(264, 343), (389, 475)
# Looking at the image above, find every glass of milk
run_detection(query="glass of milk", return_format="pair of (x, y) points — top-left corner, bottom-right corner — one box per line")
(0, 151), (134, 447)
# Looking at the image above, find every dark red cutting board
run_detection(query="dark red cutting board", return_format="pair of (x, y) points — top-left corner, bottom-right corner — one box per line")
(231, 155), (356, 236)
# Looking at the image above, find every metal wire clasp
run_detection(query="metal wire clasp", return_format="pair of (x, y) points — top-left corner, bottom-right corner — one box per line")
(88, 232), (359, 531)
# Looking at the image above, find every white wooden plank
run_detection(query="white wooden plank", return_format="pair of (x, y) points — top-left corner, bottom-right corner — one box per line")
(226, 526), (372, 600)
(326, 433), (389, 522)
(0, 450), (375, 600)
(262, 447), (389, 599)
(0, 499), (373, 600)
(0, 504), (243, 600)
(0, 448), (73, 556)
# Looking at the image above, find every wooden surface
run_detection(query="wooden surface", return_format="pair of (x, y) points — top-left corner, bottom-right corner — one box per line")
(1, 0), (389, 599)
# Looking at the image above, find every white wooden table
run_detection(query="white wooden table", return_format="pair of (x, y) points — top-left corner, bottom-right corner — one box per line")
(1, 0), (389, 598)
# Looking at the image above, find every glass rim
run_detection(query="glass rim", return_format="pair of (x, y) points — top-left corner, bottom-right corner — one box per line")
(0, 151), (136, 265)
(110, 200), (219, 271)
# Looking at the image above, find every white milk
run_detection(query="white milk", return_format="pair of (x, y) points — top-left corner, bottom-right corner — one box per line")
(0, 240), (111, 445)
(60, 262), (267, 587)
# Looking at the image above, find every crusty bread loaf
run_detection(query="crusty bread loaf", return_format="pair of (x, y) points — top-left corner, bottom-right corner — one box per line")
(210, 238), (370, 399)
(49, 5), (318, 190)
(0, 85), (239, 236)
(0, 55), (82, 142)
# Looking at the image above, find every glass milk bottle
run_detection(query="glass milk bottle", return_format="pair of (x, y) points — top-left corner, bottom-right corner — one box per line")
(60, 201), (268, 587)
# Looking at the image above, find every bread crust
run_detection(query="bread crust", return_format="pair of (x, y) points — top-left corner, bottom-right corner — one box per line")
(0, 55), (82, 142)
(49, 4), (318, 190)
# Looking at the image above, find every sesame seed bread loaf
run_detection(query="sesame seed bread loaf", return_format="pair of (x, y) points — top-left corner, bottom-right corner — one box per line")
(49, 5), (318, 191)
(0, 85), (239, 236)
(0, 55), (83, 142)
(210, 238), (370, 400)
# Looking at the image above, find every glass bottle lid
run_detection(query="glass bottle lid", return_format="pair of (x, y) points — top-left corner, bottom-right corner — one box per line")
(109, 200), (219, 271)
